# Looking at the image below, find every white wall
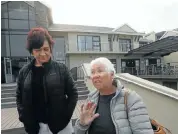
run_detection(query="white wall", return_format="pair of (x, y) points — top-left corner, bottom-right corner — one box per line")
(68, 32), (140, 52)
(163, 52), (178, 64)
(69, 54), (119, 69)
(145, 32), (156, 41)
(117, 73), (178, 134)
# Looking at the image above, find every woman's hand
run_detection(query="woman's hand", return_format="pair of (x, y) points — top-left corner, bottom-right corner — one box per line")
(79, 101), (99, 126)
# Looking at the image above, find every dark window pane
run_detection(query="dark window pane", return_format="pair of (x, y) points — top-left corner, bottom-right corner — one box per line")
(93, 42), (100, 46)
(9, 31), (28, 35)
(1, 19), (8, 29)
(93, 42), (100, 51)
(1, 31), (9, 35)
(1, 3), (8, 18)
(29, 20), (36, 29)
(93, 36), (100, 41)
(10, 34), (29, 56)
(1, 34), (10, 56)
(8, 1), (28, 19)
(53, 37), (65, 62)
(93, 46), (100, 51)
(86, 36), (92, 51)
(29, 6), (35, 20)
(9, 20), (29, 29)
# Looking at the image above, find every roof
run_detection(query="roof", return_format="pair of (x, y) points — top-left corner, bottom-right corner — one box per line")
(112, 24), (137, 33)
(1, 1), (51, 8)
(139, 38), (153, 43)
(126, 36), (178, 57)
(156, 31), (166, 40)
(159, 30), (178, 40)
(48, 23), (144, 35)
(174, 28), (178, 31)
(48, 24), (114, 33)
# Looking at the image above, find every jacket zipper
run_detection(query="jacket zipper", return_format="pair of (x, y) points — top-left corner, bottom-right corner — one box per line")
(43, 75), (49, 120)
(43, 75), (47, 103)
(110, 99), (119, 134)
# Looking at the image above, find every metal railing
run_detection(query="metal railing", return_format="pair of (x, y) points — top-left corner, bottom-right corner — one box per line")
(70, 65), (85, 81)
(67, 42), (135, 53)
(121, 64), (178, 77)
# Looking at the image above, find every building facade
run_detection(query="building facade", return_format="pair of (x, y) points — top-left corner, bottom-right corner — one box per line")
(1, 1), (178, 90)
(1, 1), (52, 83)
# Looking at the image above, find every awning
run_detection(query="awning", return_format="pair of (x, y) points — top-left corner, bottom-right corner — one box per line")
(125, 36), (178, 57)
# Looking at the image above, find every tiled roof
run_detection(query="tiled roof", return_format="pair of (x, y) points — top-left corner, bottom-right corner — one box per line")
(48, 24), (114, 33)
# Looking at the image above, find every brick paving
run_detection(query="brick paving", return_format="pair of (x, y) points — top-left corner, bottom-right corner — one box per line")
(1, 100), (86, 131)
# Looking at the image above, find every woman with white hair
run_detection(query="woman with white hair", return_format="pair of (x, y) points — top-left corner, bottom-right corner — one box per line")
(74, 57), (154, 134)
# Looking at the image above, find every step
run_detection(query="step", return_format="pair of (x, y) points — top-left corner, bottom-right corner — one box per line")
(1, 97), (16, 103)
(2, 89), (16, 94)
(77, 86), (88, 91)
(78, 94), (88, 100)
(78, 90), (89, 95)
(1, 102), (17, 109)
(1, 122), (76, 134)
(1, 83), (17, 90)
(75, 80), (85, 85)
(75, 83), (86, 87)
(1, 93), (16, 98)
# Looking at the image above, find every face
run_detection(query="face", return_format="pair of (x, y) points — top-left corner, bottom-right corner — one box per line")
(90, 63), (114, 90)
(32, 40), (51, 64)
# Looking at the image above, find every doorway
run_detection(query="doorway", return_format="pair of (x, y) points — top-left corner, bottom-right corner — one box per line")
(3, 57), (13, 83)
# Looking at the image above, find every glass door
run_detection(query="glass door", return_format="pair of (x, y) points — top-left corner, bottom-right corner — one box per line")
(4, 57), (13, 83)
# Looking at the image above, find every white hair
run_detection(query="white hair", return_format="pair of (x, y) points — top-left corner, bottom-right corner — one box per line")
(90, 57), (124, 89)
(90, 57), (116, 74)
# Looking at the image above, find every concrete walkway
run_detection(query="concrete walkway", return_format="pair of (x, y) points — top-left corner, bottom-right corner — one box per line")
(1, 100), (85, 133)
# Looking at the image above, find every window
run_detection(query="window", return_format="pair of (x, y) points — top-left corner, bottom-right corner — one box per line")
(29, 20), (36, 29)
(9, 31), (28, 35)
(29, 6), (35, 20)
(1, 19), (8, 29)
(52, 37), (65, 62)
(78, 36), (86, 51)
(77, 36), (100, 51)
(110, 59), (117, 73)
(119, 39), (131, 52)
(108, 38), (113, 51)
(1, 3), (8, 18)
(8, 1), (28, 20)
(9, 20), (29, 29)
(10, 34), (29, 56)
(1, 35), (10, 56)
(86, 36), (93, 51)
(92, 36), (100, 51)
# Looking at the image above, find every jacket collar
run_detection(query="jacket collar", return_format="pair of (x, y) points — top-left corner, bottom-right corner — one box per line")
(28, 58), (52, 71)
(88, 84), (122, 104)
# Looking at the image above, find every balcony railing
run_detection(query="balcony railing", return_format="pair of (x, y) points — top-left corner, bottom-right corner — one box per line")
(67, 42), (134, 53)
(121, 64), (178, 77)
(70, 65), (84, 81)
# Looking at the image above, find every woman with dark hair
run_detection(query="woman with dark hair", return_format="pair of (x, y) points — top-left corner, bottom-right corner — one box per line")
(16, 27), (78, 134)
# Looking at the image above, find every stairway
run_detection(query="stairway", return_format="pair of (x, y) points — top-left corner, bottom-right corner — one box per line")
(1, 80), (89, 109)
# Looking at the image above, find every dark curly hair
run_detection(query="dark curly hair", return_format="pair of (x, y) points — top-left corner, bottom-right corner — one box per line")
(27, 27), (54, 53)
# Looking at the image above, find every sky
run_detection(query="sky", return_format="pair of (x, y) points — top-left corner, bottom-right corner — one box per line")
(44, 0), (178, 33)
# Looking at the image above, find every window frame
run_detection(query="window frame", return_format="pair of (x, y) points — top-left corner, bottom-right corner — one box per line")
(77, 35), (101, 51)
(119, 38), (132, 52)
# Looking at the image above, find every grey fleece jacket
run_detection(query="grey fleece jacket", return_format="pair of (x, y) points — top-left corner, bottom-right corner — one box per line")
(74, 88), (154, 134)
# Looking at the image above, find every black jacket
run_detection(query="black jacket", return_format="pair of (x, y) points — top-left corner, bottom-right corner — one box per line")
(16, 59), (78, 134)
